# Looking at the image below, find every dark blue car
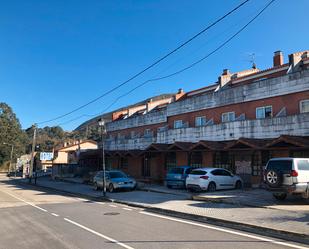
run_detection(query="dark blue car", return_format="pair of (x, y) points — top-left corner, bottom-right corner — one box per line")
(165, 166), (192, 189)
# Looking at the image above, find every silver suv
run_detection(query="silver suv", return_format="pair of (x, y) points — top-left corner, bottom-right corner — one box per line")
(264, 158), (309, 200)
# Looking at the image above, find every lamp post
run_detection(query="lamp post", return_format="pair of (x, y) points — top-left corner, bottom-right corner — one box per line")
(98, 118), (107, 197)
(3, 142), (14, 177)
(29, 124), (37, 183)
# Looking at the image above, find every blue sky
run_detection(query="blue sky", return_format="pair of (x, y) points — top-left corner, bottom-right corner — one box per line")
(1, 0), (308, 130)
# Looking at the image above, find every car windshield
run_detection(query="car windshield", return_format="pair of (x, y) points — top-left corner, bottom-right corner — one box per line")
(168, 168), (184, 174)
(190, 170), (207, 175)
(267, 160), (292, 173)
(109, 171), (127, 179)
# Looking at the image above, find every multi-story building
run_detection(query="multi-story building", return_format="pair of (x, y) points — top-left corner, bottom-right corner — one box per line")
(78, 50), (309, 187)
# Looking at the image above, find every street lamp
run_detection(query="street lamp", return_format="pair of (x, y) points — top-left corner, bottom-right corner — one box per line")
(98, 118), (107, 197)
(3, 142), (14, 177)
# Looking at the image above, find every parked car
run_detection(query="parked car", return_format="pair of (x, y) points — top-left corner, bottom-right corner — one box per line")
(186, 168), (242, 192)
(93, 170), (137, 192)
(82, 171), (99, 184)
(165, 166), (192, 189)
(264, 158), (309, 200)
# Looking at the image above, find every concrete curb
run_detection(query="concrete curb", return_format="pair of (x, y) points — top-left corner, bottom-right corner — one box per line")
(138, 187), (191, 198)
(192, 195), (265, 208)
(14, 179), (309, 245)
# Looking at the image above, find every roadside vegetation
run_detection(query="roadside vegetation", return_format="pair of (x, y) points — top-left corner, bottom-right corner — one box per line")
(0, 102), (91, 169)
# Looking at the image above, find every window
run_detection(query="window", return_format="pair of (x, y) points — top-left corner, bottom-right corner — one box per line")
(120, 157), (128, 169)
(174, 120), (183, 129)
(300, 100), (309, 113)
(211, 169), (231, 176)
(190, 152), (203, 168)
(130, 131), (136, 138)
(165, 152), (176, 171)
(190, 170), (207, 175)
(168, 168), (184, 174)
(221, 112), (235, 123)
(195, 116), (207, 127)
(252, 152), (262, 176)
(109, 171), (127, 178)
(297, 160), (309, 171)
(266, 160), (292, 174)
(256, 106), (272, 119)
(144, 129), (152, 137)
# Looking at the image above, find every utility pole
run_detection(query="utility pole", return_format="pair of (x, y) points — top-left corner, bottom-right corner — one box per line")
(29, 124), (37, 183)
(98, 118), (106, 197)
(9, 144), (14, 177)
(3, 142), (14, 177)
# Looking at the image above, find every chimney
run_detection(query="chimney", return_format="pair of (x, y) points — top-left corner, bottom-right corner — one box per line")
(175, 88), (185, 101)
(219, 69), (232, 87)
(222, 69), (230, 75)
(273, 51), (283, 67)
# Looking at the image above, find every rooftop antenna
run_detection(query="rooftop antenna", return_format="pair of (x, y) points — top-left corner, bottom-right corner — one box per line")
(248, 53), (257, 69)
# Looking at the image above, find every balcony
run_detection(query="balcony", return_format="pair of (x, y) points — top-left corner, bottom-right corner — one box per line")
(105, 113), (309, 150)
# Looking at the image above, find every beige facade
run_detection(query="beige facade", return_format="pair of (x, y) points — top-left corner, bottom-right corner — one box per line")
(53, 140), (98, 164)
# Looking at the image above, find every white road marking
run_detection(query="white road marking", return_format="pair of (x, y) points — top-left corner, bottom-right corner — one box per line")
(64, 218), (135, 249)
(122, 208), (132, 211)
(109, 204), (117, 208)
(1, 189), (48, 212)
(139, 211), (308, 249)
(51, 213), (59, 217)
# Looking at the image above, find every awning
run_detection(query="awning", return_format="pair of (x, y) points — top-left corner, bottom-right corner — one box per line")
(167, 142), (194, 151)
(266, 135), (309, 148)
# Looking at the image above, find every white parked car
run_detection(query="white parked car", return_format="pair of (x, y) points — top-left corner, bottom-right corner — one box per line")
(186, 168), (243, 192)
(264, 158), (309, 200)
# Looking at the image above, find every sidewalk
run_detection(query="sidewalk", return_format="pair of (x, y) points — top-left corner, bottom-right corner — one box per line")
(193, 189), (309, 212)
(15, 176), (309, 243)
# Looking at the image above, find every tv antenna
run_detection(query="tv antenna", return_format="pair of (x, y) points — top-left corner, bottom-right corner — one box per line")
(248, 53), (257, 69)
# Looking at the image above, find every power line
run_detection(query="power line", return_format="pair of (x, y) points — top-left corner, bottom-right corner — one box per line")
(37, 0), (250, 125)
(79, 0), (275, 121)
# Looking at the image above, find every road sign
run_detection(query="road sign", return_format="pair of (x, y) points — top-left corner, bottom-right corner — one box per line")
(40, 152), (54, 161)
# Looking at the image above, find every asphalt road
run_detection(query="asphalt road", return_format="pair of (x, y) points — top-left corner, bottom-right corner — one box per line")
(0, 180), (308, 249)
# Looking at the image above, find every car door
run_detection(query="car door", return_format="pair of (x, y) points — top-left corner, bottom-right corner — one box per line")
(212, 169), (234, 189)
(210, 169), (224, 190)
(221, 169), (235, 189)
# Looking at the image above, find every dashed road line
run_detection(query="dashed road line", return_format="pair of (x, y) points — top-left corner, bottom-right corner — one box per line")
(139, 211), (308, 249)
(64, 218), (135, 249)
(109, 204), (117, 208)
(122, 208), (132, 211)
(1, 189), (48, 212)
(51, 213), (59, 217)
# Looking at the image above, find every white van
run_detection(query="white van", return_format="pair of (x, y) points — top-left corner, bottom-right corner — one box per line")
(264, 158), (309, 200)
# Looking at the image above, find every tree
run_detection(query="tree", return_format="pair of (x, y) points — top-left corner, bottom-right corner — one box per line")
(0, 103), (27, 166)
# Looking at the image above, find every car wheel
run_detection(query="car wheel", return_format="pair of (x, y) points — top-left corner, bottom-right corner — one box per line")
(108, 183), (114, 193)
(94, 182), (98, 191)
(266, 170), (282, 187)
(235, 180), (242, 189)
(207, 182), (216, 192)
(167, 185), (172, 189)
(273, 193), (287, 200)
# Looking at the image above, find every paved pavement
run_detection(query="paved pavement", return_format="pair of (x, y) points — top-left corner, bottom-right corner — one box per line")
(7, 176), (309, 240)
(0, 178), (308, 249)
(193, 188), (309, 211)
